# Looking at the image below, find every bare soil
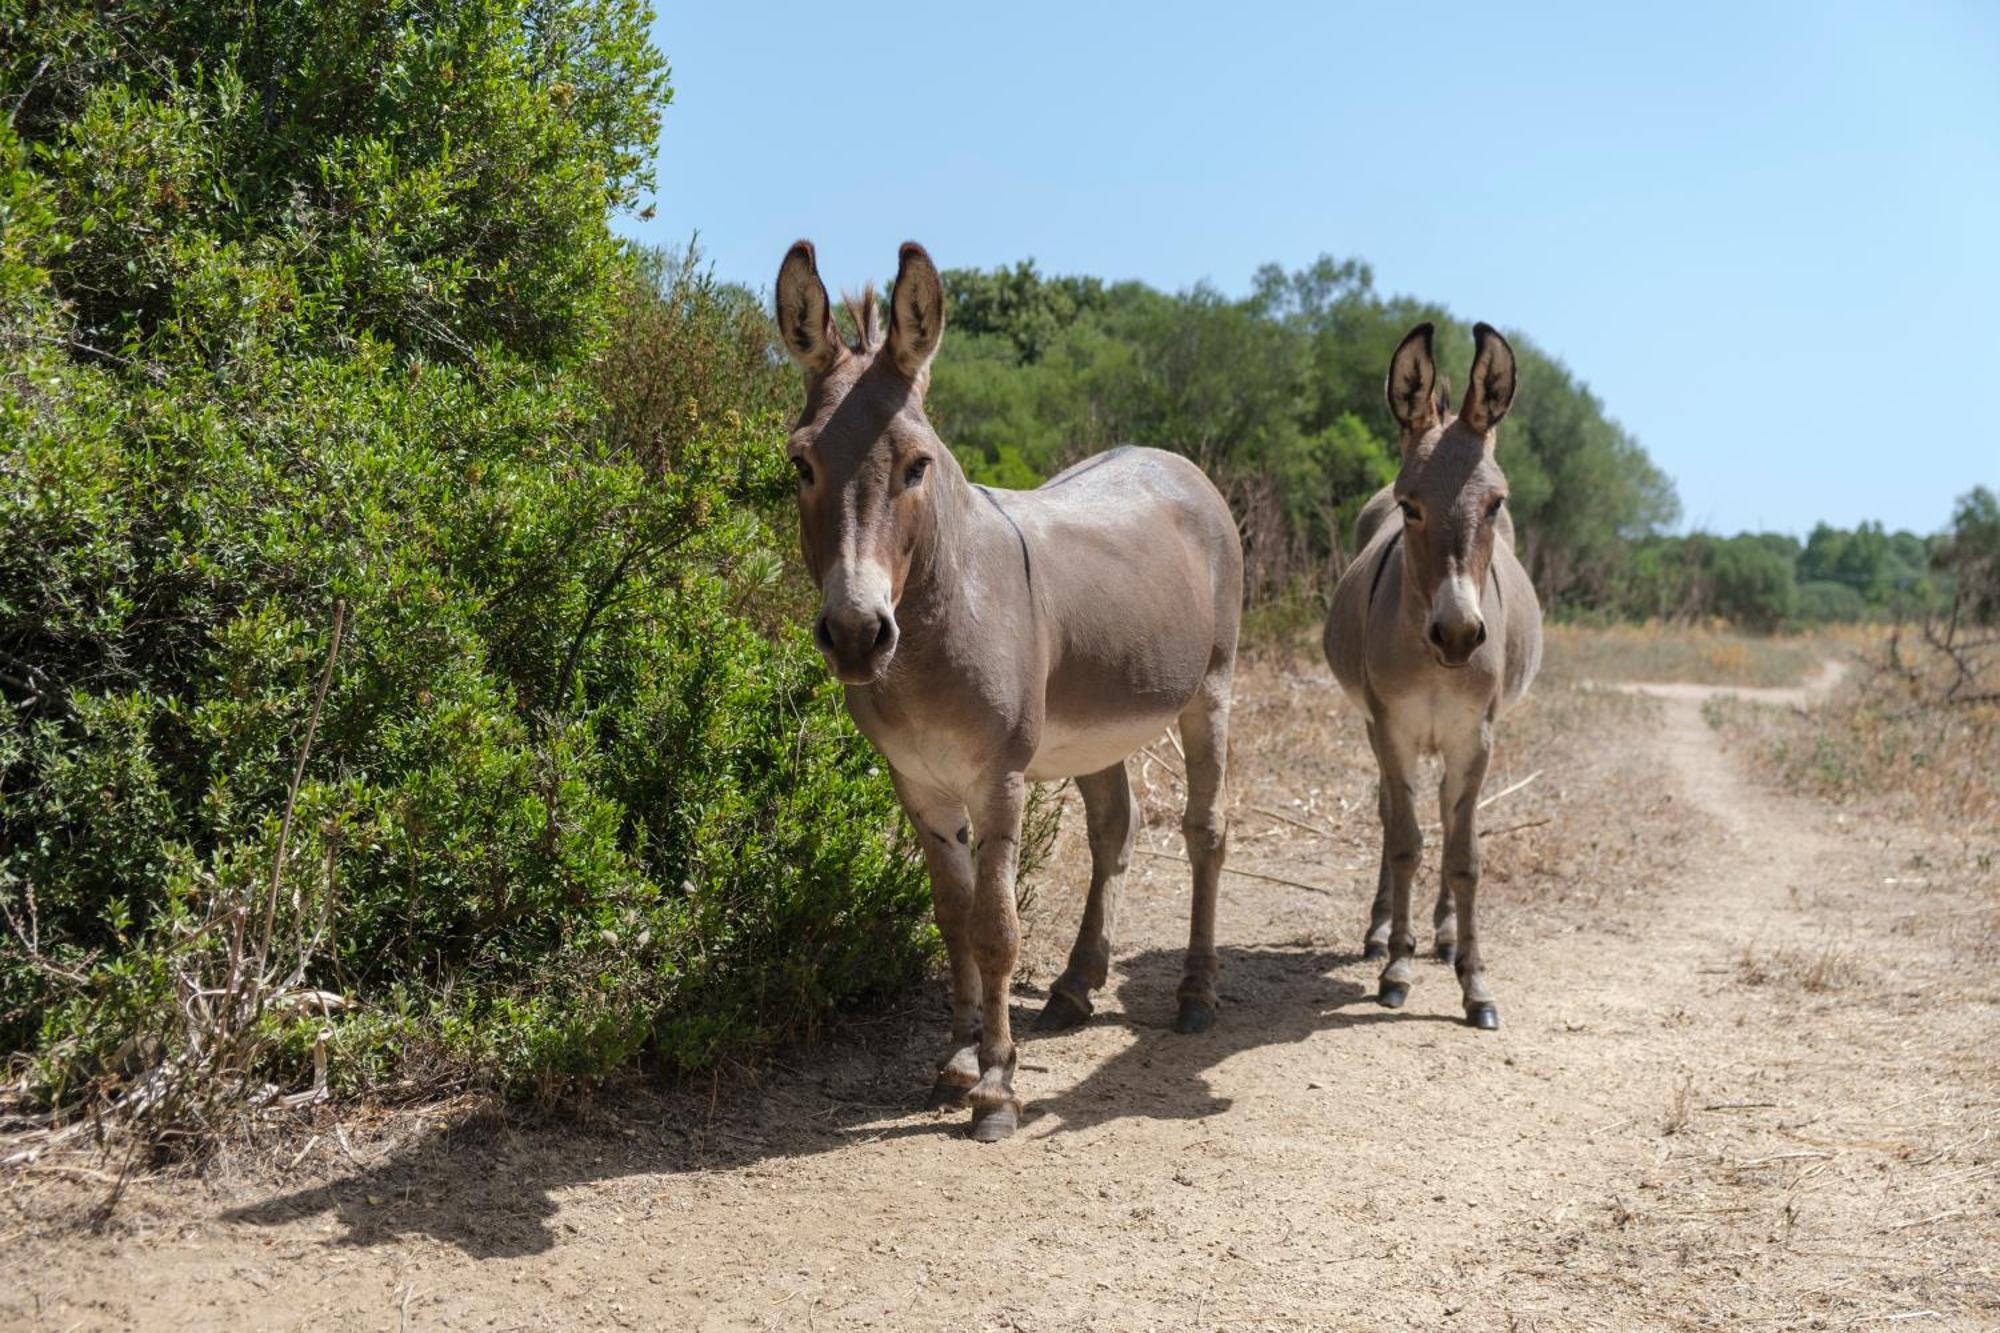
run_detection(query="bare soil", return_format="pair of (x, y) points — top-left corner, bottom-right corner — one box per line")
(5, 655), (1996, 1331)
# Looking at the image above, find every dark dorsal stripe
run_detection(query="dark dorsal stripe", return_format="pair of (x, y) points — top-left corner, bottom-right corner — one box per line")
(975, 485), (1032, 584)
(1367, 528), (1402, 614)
(1037, 445), (1131, 491)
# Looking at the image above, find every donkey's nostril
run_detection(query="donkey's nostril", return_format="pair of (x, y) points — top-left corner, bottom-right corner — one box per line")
(871, 614), (893, 651)
(1474, 622), (1488, 647)
(1428, 622), (1447, 648)
(813, 614), (835, 653)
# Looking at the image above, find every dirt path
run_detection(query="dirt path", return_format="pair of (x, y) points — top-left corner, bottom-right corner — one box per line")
(5, 662), (1995, 1331)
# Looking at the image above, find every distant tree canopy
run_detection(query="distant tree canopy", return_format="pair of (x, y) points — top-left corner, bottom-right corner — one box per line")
(1935, 486), (2000, 624)
(923, 258), (1983, 628)
(924, 256), (1679, 607)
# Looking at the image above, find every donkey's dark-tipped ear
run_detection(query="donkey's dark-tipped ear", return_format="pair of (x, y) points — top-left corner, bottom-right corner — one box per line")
(1385, 322), (1439, 432)
(1460, 322), (1518, 434)
(886, 242), (946, 387)
(1434, 375), (1452, 422)
(776, 240), (841, 377)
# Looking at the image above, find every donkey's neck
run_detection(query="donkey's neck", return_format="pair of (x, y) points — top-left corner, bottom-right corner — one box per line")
(892, 465), (1034, 654)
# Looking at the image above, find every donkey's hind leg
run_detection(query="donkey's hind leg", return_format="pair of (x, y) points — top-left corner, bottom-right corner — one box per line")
(1035, 764), (1135, 1032)
(1174, 668), (1233, 1034)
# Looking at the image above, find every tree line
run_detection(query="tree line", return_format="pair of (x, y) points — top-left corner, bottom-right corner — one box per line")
(916, 258), (1990, 629)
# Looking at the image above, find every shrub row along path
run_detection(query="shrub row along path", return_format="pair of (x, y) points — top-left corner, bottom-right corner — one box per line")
(6, 658), (1995, 1330)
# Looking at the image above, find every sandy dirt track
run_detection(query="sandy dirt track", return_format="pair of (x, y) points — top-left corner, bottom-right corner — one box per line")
(4, 658), (1995, 1331)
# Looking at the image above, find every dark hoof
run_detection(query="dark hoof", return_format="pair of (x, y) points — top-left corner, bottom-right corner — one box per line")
(1466, 1003), (1499, 1030)
(968, 1103), (1019, 1143)
(1378, 982), (1409, 1009)
(1435, 942), (1457, 967)
(1362, 940), (1389, 962)
(1173, 998), (1217, 1034)
(1033, 989), (1091, 1032)
(926, 1075), (972, 1110)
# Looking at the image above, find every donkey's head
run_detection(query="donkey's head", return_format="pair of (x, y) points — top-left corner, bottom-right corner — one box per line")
(1384, 321), (1519, 669)
(776, 241), (952, 684)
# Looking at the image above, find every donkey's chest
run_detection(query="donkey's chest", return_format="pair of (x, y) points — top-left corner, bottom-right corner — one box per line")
(1375, 676), (1496, 754)
(846, 681), (1187, 794)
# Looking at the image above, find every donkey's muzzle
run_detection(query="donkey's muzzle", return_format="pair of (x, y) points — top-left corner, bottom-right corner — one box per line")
(815, 605), (898, 683)
(1427, 617), (1487, 668)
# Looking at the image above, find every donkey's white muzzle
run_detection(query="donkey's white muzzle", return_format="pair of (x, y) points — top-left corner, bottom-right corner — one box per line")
(817, 560), (898, 684)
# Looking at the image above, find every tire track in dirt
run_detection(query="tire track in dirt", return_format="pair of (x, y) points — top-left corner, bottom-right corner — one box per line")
(4, 660), (1993, 1331)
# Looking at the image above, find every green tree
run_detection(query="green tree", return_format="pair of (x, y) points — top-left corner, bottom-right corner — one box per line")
(1936, 486), (2000, 623)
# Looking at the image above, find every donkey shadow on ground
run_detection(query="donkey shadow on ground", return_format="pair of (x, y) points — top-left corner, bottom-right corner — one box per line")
(221, 941), (1455, 1258)
(1020, 939), (1461, 1139)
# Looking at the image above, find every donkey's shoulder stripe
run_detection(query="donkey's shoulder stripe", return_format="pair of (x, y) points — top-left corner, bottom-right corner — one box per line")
(1367, 528), (1402, 612)
(975, 485), (1032, 584)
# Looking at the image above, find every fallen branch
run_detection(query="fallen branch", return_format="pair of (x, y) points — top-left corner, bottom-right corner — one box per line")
(1882, 1209), (1965, 1233)
(1247, 804), (1340, 839)
(1478, 770), (1542, 811)
(1423, 771), (1546, 836)
(1484, 816), (1553, 839)
(1136, 846), (1342, 897)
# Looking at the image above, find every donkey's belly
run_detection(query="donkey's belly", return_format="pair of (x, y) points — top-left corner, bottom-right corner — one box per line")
(1025, 706), (1184, 782)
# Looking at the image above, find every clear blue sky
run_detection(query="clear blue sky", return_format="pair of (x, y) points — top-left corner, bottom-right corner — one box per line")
(625, 2), (1999, 538)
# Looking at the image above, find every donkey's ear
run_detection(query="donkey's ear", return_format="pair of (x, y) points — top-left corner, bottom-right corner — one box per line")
(775, 240), (841, 377)
(1434, 375), (1452, 422)
(1459, 322), (1518, 434)
(886, 242), (946, 387)
(1385, 322), (1439, 433)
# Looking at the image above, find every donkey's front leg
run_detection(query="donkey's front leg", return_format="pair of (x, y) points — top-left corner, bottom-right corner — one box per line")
(1373, 718), (1424, 1009)
(967, 772), (1027, 1142)
(1441, 726), (1498, 1029)
(1432, 770), (1459, 966)
(893, 774), (982, 1108)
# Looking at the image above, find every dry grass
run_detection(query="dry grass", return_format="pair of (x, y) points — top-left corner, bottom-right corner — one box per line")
(1737, 941), (1863, 993)
(1709, 626), (2000, 834)
(1540, 621), (1880, 689)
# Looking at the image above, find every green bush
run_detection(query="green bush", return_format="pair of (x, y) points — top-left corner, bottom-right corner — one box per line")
(0, 2), (932, 1124)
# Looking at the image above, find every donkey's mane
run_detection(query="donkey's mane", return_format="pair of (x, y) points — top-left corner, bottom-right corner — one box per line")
(840, 284), (883, 354)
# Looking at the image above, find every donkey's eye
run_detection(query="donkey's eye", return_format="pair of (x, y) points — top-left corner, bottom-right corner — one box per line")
(1487, 496), (1506, 518)
(903, 457), (931, 489)
(792, 456), (814, 486)
(1398, 500), (1420, 523)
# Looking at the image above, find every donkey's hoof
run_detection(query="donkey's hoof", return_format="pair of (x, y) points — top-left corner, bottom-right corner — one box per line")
(1033, 990), (1092, 1032)
(1378, 982), (1409, 1009)
(1465, 1002), (1499, 1031)
(1435, 942), (1458, 967)
(1173, 998), (1217, 1034)
(968, 1102), (1019, 1143)
(926, 1075), (972, 1110)
(1362, 940), (1389, 962)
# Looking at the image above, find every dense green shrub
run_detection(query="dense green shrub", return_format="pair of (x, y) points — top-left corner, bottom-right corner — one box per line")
(0, 2), (931, 1121)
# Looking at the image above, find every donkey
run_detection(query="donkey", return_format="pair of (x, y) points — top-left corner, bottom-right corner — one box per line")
(1323, 322), (1543, 1029)
(775, 241), (1243, 1141)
